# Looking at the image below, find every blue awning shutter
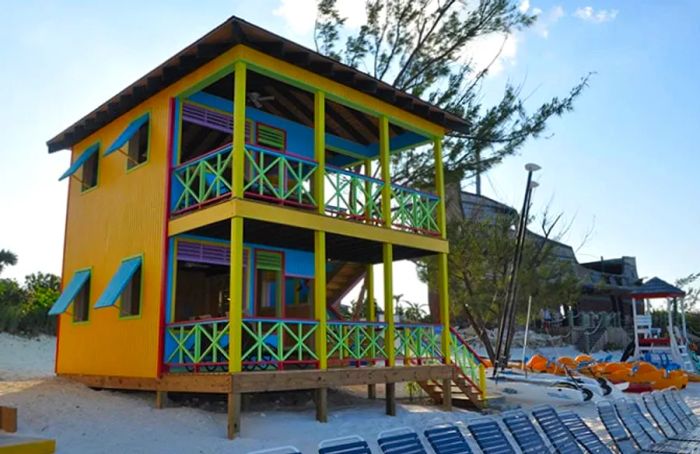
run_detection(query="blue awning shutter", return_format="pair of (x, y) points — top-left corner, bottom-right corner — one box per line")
(58, 144), (99, 181)
(94, 257), (142, 309)
(103, 113), (149, 156)
(48, 270), (91, 315)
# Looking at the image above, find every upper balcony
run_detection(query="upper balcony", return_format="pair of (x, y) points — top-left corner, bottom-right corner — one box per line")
(169, 69), (444, 238)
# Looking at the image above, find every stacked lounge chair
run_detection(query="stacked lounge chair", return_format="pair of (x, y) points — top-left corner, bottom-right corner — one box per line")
(423, 424), (473, 453)
(467, 417), (516, 453)
(599, 398), (700, 453)
(558, 410), (613, 454)
(531, 405), (584, 453)
(500, 410), (550, 454)
(377, 427), (427, 454)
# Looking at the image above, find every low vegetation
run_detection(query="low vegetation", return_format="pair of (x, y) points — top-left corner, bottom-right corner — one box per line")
(0, 249), (58, 335)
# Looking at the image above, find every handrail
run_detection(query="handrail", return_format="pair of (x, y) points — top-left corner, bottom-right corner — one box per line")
(450, 327), (487, 366)
(390, 183), (439, 200)
(325, 164), (385, 185)
(175, 143), (232, 169)
(245, 143), (317, 165)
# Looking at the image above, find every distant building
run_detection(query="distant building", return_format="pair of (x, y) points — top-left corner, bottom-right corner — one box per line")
(434, 189), (641, 325)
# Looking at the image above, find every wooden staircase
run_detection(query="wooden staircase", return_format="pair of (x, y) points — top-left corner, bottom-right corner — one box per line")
(418, 367), (485, 410)
(326, 262), (366, 314)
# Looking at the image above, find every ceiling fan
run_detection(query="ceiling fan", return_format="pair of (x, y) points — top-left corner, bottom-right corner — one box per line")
(248, 91), (274, 108)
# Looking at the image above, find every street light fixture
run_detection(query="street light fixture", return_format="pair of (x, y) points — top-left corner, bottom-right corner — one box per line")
(493, 163), (542, 375)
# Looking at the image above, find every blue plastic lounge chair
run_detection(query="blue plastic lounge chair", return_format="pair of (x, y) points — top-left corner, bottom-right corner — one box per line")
(377, 427), (426, 454)
(423, 424), (473, 454)
(662, 390), (697, 430)
(319, 435), (372, 454)
(611, 398), (696, 454)
(642, 392), (700, 442)
(651, 390), (699, 436)
(466, 417), (516, 453)
(500, 410), (549, 454)
(596, 401), (637, 454)
(248, 446), (302, 454)
(558, 410), (613, 454)
(667, 390), (700, 426)
(531, 405), (584, 454)
(614, 399), (668, 446)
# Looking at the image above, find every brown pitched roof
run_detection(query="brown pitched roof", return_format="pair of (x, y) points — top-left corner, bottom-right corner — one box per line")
(47, 16), (469, 153)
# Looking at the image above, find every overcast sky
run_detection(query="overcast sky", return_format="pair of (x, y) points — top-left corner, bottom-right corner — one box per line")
(1, 1), (698, 310)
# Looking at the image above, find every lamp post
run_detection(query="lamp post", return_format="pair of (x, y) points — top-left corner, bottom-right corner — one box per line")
(493, 163), (541, 375)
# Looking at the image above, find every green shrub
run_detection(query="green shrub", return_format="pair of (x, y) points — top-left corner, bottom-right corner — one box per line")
(0, 273), (59, 336)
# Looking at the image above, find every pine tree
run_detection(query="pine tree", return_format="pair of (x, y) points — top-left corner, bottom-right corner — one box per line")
(314, 0), (590, 188)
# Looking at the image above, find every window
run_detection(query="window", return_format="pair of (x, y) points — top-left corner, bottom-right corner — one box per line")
(254, 251), (283, 317)
(120, 262), (142, 317)
(255, 123), (286, 151)
(73, 276), (90, 322)
(126, 119), (149, 169)
(81, 152), (99, 191)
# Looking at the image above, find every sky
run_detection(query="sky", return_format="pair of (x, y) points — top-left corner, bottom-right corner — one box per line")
(0, 1), (698, 311)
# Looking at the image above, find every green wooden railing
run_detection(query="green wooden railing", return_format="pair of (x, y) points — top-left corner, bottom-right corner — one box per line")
(326, 320), (388, 365)
(172, 145), (233, 213)
(325, 167), (384, 224)
(450, 327), (486, 394)
(391, 185), (440, 234)
(243, 145), (317, 207)
(241, 318), (319, 370)
(164, 317), (230, 371)
(163, 318), (486, 397)
(395, 323), (443, 363)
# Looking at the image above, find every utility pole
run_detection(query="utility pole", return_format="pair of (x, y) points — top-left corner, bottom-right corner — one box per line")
(492, 163), (540, 376)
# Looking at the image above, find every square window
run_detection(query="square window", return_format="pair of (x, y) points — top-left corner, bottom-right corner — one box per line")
(120, 263), (142, 317)
(73, 276), (90, 322)
(127, 120), (149, 169)
(81, 152), (99, 191)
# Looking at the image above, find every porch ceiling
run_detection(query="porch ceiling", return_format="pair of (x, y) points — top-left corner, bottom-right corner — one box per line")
(188, 219), (434, 264)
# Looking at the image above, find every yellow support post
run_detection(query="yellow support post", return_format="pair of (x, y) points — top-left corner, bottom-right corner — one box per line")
(228, 62), (247, 374)
(383, 243), (395, 367)
(438, 252), (451, 365)
(314, 91), (325, 214)
(366, 265), (375, 321)
(314, 91), (327, 369)
(315, 231), (327, 369)
(379, 116), (392, 228)
(229, 216), (244, 373)
(479, 363), (487, 399)
(434, 137), (451, 364)
(433, 137), (447, 240)
(232, 61), (247, 199)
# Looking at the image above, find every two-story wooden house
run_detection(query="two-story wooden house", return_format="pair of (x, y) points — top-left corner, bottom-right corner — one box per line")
(47, 16), (485, 438)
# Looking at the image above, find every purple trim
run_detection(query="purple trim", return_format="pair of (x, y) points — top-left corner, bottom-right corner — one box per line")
(177, 241), (250, 266)
(182, 103), (233, 134)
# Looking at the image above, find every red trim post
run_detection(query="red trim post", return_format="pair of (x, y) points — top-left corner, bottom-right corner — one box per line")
(156, 97), (176, 378)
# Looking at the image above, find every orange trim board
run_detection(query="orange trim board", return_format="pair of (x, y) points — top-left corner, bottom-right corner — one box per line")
(168, 198), (449, 254)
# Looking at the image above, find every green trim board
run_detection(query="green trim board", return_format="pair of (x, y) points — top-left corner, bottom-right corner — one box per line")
(125, 110), (152, 172)
(104, 113), (150, 156)
(94, 256), (143, 309)
(118, 254), (145, 319)
(59, 142), (99, 181)
(48, 269), (91, 315)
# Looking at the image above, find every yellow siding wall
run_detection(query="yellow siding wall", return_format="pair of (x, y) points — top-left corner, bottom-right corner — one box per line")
(57, 100), (169, 378)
